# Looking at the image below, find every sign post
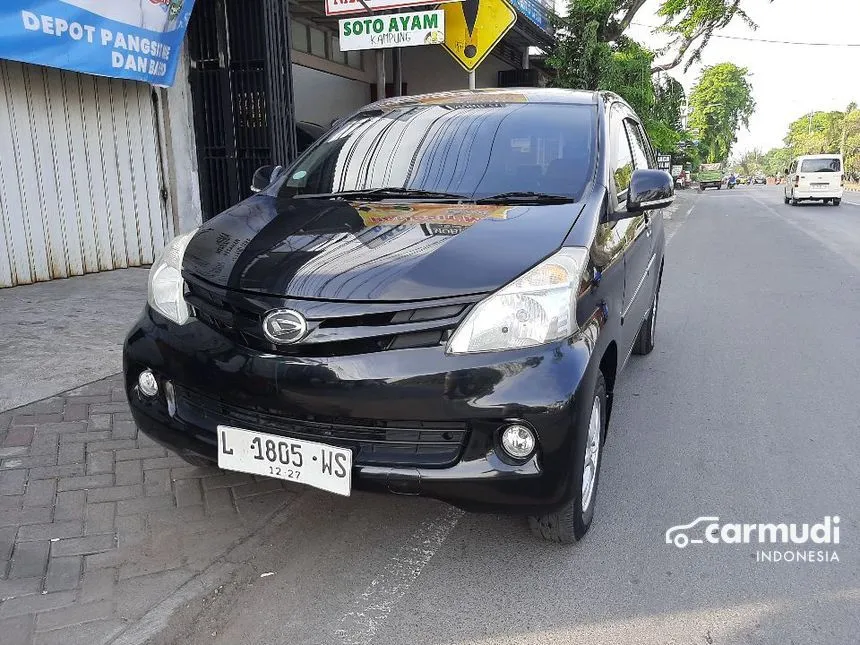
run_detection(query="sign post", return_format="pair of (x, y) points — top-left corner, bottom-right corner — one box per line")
(441, 0), (517, 84)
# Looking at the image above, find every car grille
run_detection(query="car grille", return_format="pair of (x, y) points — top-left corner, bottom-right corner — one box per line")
(175, 386), (468, 467)
(183, 274), (477, 356)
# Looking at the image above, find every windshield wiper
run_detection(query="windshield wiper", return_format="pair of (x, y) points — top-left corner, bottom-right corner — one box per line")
(476, 191), (575, 204)
(295, 187), (470, 201)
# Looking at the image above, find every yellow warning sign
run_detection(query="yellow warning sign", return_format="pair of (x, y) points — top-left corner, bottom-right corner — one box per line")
(441, 0), (517, 72)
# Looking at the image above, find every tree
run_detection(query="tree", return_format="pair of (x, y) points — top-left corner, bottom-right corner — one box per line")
(842, 106), (860, 180)
(548, 1), (758, 156)
(551, 0), (761, 78)
(736, 148), (764, 175)
(760, 147), (792, 177)
(687, 63), (755, 163)
(782, 103), (860, 180)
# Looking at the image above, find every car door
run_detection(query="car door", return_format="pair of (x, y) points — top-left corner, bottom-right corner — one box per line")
(786, 160), (797, 198)
(601, 104), (651, 357)
(620, 114), (656, 355)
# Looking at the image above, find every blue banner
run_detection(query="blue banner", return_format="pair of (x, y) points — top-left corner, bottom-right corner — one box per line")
(0, 0), (196, 86)
(507, 0), (552, 34)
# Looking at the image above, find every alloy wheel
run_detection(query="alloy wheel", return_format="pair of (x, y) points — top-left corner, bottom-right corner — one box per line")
(581, 395), (602, 512)
(650, 290), (659, 341)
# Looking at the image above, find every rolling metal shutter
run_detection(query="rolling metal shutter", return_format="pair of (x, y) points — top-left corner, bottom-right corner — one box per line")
(0, 60), (170, 287)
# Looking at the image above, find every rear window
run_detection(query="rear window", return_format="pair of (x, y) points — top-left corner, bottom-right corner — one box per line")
(800, 158), (841, 173)
(282, 103), (597, 200)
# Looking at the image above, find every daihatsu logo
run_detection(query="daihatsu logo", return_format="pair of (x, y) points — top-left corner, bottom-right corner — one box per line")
(262, 309), (308, 344)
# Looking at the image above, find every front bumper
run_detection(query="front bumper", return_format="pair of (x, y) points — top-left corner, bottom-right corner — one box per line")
(124, 307), (598, 514)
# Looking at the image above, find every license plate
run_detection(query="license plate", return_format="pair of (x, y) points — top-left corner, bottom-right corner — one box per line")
(811, 183), (828, 189)
(217, 426), (352, 496)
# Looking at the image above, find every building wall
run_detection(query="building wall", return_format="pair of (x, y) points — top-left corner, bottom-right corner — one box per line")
(291, 63), (372, 128)
(399, 46), (517, 95)
(160, 45), (202, 234)
(0, 60), (171, 287)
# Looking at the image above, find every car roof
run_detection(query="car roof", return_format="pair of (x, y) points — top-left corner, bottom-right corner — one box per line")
(795, 153), (842, 159)
(364, 88), (607, 111)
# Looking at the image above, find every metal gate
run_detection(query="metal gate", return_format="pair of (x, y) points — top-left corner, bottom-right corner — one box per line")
(188, 0), (297, 221)
(0, 61), (169, 287)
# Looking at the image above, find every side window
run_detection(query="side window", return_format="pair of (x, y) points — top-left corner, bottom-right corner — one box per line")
(624, 120), (651, 170)
(610, 106), (634, 195)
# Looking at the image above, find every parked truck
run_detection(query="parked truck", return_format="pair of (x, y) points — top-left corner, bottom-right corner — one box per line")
(698, 163), (724, 190)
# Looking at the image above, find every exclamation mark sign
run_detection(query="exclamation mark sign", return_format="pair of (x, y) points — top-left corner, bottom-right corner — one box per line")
(462, 0), (479, 59)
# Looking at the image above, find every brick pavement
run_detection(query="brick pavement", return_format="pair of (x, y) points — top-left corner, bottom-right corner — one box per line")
(0, 376), (298, 644)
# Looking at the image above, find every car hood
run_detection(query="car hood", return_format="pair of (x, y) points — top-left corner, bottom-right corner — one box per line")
(182, 195), (582, 301)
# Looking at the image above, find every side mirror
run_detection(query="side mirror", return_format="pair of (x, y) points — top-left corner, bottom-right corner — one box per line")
(784, 168), (789, 175)
(250, 165), (285, 193)
(627, 169), (674, 213)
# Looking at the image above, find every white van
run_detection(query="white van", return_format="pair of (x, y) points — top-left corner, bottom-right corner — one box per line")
(784, 154), (844, 206)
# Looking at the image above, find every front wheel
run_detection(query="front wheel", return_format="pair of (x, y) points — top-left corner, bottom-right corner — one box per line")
(529, 374), (607, 544)
(784, 195), (790, 204)
(633, 283), (659, 355)
(833, 198), (842, 206)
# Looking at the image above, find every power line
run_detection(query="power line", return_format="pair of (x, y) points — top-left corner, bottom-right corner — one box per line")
(632, 23), (860, 47)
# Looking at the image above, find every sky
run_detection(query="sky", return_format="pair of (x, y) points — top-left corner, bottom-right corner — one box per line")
(622, 0), (860, 155)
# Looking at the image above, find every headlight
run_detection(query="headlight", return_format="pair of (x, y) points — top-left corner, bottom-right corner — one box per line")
(447, 247), (589, 354)
(147, 228), (198, 325)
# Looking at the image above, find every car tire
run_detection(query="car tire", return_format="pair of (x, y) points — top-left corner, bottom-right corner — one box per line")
(784, 195), (790, 204)
(833, 198), (841, 206)
(529, 373), (606, 545)
(633, 281), (659, 355)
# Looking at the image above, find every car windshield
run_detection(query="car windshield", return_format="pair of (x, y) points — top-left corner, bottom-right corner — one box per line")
(800, 158), (841, 173)
(280, 102), (597, 201)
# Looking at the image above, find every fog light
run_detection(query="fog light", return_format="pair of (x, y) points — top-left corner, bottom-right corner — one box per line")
(138, 370), (158, 397)
(500, 424), (536, 459)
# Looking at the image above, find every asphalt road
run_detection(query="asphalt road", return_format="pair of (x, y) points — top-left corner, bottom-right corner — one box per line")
(180, 186), (860, 645)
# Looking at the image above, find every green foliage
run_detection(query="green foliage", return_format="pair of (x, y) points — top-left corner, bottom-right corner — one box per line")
(781, 104), (860, 179)
(547, 0), (614, 90)
(654, 0), (757, 71)
(758, 147), (792, 177)
(735, 149), (759, 175)
(688, 63), (755, 163)
(549, 1), (757, 157)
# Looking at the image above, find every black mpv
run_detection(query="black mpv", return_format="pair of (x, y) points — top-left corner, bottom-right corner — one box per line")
(124, 89), (672, 543)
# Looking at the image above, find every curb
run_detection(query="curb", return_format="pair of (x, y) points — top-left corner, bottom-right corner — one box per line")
(124, 493), (312, 645)
(107, 492), (298, 645)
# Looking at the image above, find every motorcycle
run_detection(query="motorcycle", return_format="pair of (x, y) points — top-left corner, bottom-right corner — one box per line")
(727, 176), (737, 189)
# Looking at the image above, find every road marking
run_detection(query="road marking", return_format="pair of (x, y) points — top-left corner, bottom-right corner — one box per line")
(665, 202), (694, 246)
(336, 505), (464, 644)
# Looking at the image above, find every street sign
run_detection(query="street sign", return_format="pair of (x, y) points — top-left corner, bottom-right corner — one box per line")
(442, 0), (517, 72)
(339, 10), (445, 50)
(657, 154), (672, 172)
(326, 0), (460, 16)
